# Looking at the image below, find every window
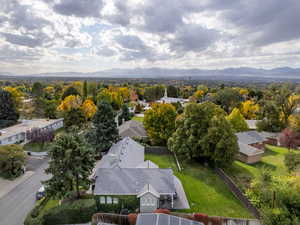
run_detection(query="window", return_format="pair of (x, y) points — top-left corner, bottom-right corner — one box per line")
(113, 197), (119, 204)
(100, 196), (105, 204)
(107, 196), (112, 204)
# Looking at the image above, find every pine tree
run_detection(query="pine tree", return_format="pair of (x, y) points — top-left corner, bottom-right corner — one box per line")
(86, 101), (119, 154)
(83, 80), (88, 100)
(44, 132), (95, 199)
(119, 104), (131, 125)
(0, 89), (19, 128)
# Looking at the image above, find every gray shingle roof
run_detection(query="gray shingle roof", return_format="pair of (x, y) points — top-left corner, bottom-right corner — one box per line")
(136, 213), (203, 225)
(98, 137), (144, 168)
(94, 168), (175, 195)
(238, 141), (264, 156)
(236, 131), (275, 145)
(118, 120), (147, 138)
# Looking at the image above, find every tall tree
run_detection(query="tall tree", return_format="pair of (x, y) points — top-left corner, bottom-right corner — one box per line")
(213, 88), (242, 113)
(0, 89), (19, 128)
(31, 82), (43, 97)
(85, 101), (119, 154)
(279, 128), (300, 151)
(83, 80), (88, 100)
(226, 108), (249, 132)
(144, 103), (177, 145)
(168, 102), (238, 168)
(167, 85), (179, 98)
(119, 104), (132, 125)
(62, 86), (81, 100)
(44, 132), (95, 199)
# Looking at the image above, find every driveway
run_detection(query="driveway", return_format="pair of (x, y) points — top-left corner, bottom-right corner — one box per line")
(173, 176), (190, 209)
(0, 161), (50, 225)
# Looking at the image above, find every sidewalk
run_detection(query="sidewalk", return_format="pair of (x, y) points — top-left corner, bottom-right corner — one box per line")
(0, 171), (34, 199)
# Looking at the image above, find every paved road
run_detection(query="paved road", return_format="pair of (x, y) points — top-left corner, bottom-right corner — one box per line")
(0, 161), (50, 225)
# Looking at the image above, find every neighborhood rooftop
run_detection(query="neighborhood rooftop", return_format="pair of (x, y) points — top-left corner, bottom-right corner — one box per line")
(98, 137), (144, 169)
(236, 131), (276, 145)
(94, 168), (175, 196)
(136, 213), (203, 225)
(118, 120), (147, 139)
(238, 141), (264, 156)
(0, 118), (63, 141)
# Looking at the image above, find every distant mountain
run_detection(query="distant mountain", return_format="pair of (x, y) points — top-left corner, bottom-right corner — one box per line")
(1, 67), (300, 81)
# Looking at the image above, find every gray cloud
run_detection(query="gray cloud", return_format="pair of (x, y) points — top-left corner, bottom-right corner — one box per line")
(53, 0), (103, 17)
(0, 44), (42, 62)
(169, 25), (219, 53)
(1, 33), (44, 48)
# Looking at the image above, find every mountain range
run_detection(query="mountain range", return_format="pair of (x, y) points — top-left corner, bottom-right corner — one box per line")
(1, 67), (300, 81)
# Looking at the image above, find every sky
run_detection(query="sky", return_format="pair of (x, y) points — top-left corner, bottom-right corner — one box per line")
(1, 0), (300, 75)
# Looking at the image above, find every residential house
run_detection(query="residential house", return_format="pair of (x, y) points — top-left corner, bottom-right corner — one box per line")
(236, 131), (277, 164)
(0, 118), (63, 145)
(118, 120), (147, 139)
(92, 137), (187, 213)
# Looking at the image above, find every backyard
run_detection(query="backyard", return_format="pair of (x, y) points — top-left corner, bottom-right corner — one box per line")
(145, 153), (253, 218)
(132, 116), (144, 122)
(225, 145), (300, 190)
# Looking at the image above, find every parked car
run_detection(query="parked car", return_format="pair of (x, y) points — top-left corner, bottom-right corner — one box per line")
(36, 185), (45, 200)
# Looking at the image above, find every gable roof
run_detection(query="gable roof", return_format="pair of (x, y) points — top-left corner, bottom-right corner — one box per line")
(98, 137), (145, 168)
(118, 120), (147, 138)
(136, 213), (203, 225)
(94, 168), (175, 196)
(137, 184), (160, 198)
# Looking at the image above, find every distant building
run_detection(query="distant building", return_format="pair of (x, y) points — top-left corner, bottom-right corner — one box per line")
(245, 120), (260, 130)
(0, 118), (63, 145)
(118, 120), (147, 139)
(236, 131), (277, 164)
(156, 88), (188, 104)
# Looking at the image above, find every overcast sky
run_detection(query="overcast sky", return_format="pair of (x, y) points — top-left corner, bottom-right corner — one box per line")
(1, 0), (300, 74)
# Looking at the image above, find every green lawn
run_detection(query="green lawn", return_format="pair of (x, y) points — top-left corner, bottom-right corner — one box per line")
(145, 153), (253, 218)
(23, 142), (49, 152)
(39, 199), (59, 215)
(225, 145), (300, 190)
(132, 116), (144, 122)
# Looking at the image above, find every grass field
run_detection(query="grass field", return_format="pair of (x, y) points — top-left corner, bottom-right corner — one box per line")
(132, 116), (144, 122)
(23, 142), (49, 152)
(225, 145), (300, 190)
(145, 153), (253, 218)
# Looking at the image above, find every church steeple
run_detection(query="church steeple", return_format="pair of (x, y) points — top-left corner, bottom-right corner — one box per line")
(164, 87), (167, 98)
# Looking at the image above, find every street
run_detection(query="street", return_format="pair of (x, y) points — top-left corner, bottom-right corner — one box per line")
(0, 161), (50, 225)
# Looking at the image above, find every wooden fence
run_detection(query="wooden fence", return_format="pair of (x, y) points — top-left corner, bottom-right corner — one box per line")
(214, 168), (261, 219)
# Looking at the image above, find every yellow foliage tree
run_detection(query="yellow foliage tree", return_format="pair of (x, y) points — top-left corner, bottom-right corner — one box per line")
(239, 88), (249, 96)
(57, 95), (82, 112)
(81, 99), (97, 119)
(240, 100), (259, 119)
(193, 90), (204, 101)
(119, 87), (130, 102)
(72, 81), (83, 95)
(3, 86), (23, 108)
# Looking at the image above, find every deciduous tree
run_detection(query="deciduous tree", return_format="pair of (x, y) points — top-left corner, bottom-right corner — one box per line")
(0, 89), (19, 128)
(144, 103), (177, 145)
(240, 100), (259, 119)
(226, 108), (249, 132)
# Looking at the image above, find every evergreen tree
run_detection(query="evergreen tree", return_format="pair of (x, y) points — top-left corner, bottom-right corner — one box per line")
(119, 104), (132, 125)
(83, 80), (88, 100)
(31, 82), (43, 97)
(226, 108), (249, 132)
(86, 101), (119, 154)
(62, 86), (80, 100)
(44, 132), (95, 199)
(0, 89), (19, 128)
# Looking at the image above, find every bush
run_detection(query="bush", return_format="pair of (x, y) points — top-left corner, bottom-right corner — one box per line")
(0, 144), (27, 178)
(42, 199), (96, 225)
(193, 213), (209, 225)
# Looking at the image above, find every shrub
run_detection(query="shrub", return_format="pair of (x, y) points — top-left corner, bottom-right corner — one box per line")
(128, 213), (137, 225)
(42, 199), (96, 225)
(193, 213), (209, 225)
(0, 144), (27, 178)
(154, 208), (170, 214)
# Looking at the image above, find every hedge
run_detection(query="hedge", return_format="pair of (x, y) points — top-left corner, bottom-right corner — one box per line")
(42, 199), (96, 225)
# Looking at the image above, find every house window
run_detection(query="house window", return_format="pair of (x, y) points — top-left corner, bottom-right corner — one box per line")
(100, 196), (105, 204)
(107, 196), (112, 204)
(113, 197), (119, 204)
